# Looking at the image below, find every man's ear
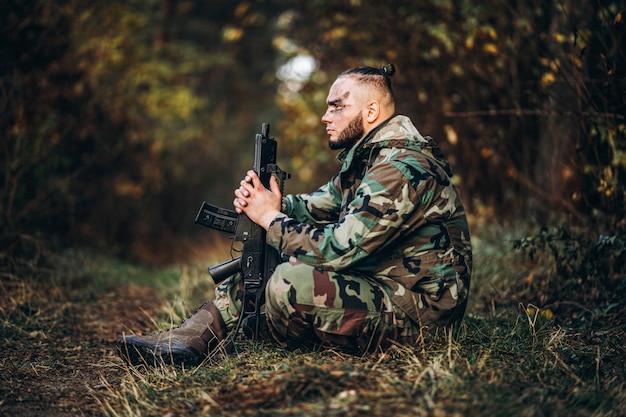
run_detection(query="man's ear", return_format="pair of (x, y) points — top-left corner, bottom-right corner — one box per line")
(366, 100), (380, 123)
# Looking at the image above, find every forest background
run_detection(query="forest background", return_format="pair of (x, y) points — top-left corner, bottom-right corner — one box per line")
(2, 0), (625, 263)
(1, 0), (625, 416)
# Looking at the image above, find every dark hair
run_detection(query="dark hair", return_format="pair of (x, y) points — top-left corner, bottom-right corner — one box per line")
(339, 64), (396, 102)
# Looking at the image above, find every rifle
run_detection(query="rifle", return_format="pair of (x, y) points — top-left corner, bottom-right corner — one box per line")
(194, 123), (290, 340)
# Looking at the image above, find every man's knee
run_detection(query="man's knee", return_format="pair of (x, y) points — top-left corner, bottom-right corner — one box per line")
(265, 265), (291, 309)
(269, 259), (317, 290)
(266, 261), (312, 308)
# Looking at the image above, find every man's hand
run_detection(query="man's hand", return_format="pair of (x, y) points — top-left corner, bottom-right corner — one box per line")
(234, 170), (282, 230)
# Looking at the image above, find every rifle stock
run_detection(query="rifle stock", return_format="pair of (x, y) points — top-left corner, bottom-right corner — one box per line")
(207, 257), (241, 283)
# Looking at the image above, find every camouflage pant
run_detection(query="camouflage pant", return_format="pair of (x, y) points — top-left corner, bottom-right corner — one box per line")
(213, 259), (422, 352)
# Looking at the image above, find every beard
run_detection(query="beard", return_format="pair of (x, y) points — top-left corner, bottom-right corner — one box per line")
(328, 113), (364, 150)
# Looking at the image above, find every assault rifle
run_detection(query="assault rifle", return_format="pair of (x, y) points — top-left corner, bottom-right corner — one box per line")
(194, 123), (290, 340)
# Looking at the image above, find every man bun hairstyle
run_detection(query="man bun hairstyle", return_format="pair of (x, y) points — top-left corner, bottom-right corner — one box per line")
(340, 64), (396, 103)
(381, 63), (395, 77)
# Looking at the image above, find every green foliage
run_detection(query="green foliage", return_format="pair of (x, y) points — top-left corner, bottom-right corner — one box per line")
(278, 0), (626, 228)
(1, 1), (75, 235)
(1, 0), (284, 260)
(513, 225), (625, 308)
(571, 4), (626, 233)
(1, 0), (624, 262)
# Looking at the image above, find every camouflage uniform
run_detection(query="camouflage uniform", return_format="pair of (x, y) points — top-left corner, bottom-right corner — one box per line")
(215, 115), (472, 351)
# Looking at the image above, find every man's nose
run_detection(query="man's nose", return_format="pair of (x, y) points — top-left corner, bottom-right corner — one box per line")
(321, 109), (332, 124)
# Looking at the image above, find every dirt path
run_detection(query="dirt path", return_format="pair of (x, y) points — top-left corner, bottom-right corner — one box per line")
(1, 284), (160, 416)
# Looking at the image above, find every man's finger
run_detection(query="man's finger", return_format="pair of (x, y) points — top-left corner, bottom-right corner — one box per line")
(247, 170), (267, 191)
(269, 175), (282, 197)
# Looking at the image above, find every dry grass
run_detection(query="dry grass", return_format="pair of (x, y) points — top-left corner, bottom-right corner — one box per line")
(91, 313), (625, 417)
(1, 223), (625, 416)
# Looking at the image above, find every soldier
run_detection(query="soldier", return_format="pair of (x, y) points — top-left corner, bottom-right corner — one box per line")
(117, 64), (472, 367)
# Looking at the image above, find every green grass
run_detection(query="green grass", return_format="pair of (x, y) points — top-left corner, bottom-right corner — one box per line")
(1, 222), (625, 416)
(94, 315), (624, 416)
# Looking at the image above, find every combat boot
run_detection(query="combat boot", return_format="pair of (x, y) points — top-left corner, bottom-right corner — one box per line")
(116, 302), (226, 367)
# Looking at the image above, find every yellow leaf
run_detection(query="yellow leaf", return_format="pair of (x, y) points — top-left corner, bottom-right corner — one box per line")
(482, 43), (498, 55)
(540, 72), (556, 87)
(445, 124), (458, 145)
(234, 2), (251, 18)
(540, 309), (554, 320)
(223, 26), (243, 42)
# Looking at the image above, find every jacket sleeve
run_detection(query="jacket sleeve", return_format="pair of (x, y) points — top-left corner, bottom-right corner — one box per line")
(283, 175), (343, 225)
(266, 155), (425, 271)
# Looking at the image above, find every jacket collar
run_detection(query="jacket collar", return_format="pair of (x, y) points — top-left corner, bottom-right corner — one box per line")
(336, 114), (453, 176)
(337, 116), (395, 172)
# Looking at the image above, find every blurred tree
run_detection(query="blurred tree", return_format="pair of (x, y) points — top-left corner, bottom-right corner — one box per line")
(276, 0), (625, 233)
(1, 0), (287, 262)
(1, 0), (623, 265)
(574, 2), (626, 233)
(1, 0), (79, 240)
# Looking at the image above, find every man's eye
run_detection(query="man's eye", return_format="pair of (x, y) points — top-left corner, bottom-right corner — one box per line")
(330, 105), (344, 113)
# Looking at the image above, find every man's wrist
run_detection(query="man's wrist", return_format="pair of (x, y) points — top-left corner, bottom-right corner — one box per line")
(261, 210), (282, 231)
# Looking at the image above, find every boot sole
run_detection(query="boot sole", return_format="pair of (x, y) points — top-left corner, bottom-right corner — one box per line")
(116, 335), (204, 367)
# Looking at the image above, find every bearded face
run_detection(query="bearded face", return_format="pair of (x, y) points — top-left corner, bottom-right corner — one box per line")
(328, 113), (364, 150)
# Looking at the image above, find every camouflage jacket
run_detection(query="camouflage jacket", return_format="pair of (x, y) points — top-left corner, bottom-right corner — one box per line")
(266, 115), (472, 328)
